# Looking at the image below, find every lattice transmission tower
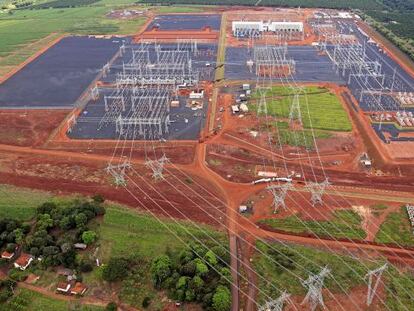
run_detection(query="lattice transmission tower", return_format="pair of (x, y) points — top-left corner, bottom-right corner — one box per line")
(301, 266), (331, 311)
(105, 160), (132, 186)
(267, 183), (292, 213)
(145, 154), (169, 180)
(305, 179), (330, 206)
(258, 291), (291, 311)
(365, 263), (388, 306)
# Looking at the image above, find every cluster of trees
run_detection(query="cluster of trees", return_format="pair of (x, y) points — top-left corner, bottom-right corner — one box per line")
(150, 242), (232, 311)
(28, 0), (99, 9)
(382, 0), (414, 12)
(21, 196), (105, 268)
(360, 12), (414, 61)
(0, 219), (30, 255)
(142, 0), (382, 10)
(0, 0), (33, 10)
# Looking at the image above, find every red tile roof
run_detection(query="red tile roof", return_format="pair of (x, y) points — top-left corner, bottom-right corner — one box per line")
(57, 282), (71, 292)
(1, 251), (14, 259)
(70, 282), (87, 295)
(15, 253), (32, 267)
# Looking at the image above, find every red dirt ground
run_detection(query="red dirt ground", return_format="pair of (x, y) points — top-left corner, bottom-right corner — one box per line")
(0, 151), (225, 226)
(0, 110), (70, 147)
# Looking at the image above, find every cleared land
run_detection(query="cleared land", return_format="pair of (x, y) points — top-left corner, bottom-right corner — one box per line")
(250, 86), (353, 132)
(259, 209), (367, 240)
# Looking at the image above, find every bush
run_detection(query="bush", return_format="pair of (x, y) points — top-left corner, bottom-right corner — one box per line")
(79, 260), (93, 273)
(92, 194), (105, 204)
(142, 296), (151, 308)
(102, 257), (130, 282)
(212, 285), (231, 311)
(150, 255), (172, 288)
(8, 269), (28, 282)
(105, 302), (117, 311)
(81, 231), (97, 245)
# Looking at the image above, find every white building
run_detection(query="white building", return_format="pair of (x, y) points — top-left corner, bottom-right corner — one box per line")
(232, 21), (264, 33)
(232, 21), (304, 35)
(269, 22), (303, 32)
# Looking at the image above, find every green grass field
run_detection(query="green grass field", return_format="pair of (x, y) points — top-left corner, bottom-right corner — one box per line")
(250, 86), (352, 132)
(0, 6), (146, 57)
(253, 240), (414, 310)
(0, 184), (53, 220)
(385, 266), (414, 311)
(90, 204), (225, 308)
(276, 128), (332, 149)
(0, 288), (103, 311)
(97, 204), (224, 261)
(259, 209), (366, 240)
(375, 206), (414, 247)
(253, 240), (376, 303)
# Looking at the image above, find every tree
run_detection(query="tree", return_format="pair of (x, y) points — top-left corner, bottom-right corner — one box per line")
(219, 267), (232, 286)
(205, 250), (218, 266)
(212, 285), (231, 311)
(75, 213), (87, 228)
(37, 202), (57, 215)
(180, 261), (196, 276)
(150, 255), (172, 288)
(5, 243), (16, 253)
(193, 258), (208, 276)
(102, 257), (129, 282)
(59, 216), (74, 230)
(36, 214), (54, 231)
(92, 194), (105, 204)
(81, 231), (97, 245)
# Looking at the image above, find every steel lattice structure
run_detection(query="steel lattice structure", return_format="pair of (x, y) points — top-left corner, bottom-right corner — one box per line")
(254, 44), (296, 77)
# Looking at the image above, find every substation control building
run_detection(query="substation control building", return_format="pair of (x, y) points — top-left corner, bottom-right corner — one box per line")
(232, 21), (304, 37)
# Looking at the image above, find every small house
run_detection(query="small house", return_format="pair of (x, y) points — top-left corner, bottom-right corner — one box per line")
(56, 282), (71, 294)
(1, 251), (14, 260)
(14, 253), (33, 271)
(70, 282), (88, 296)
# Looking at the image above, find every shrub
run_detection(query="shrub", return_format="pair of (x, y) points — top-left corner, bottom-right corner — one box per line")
(102, 257), (129, 282)
(81, 231), (97, 245)
(105, 302), (117, 311)
(79, 260), (93, 273)
(142, 296), (151, 308)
